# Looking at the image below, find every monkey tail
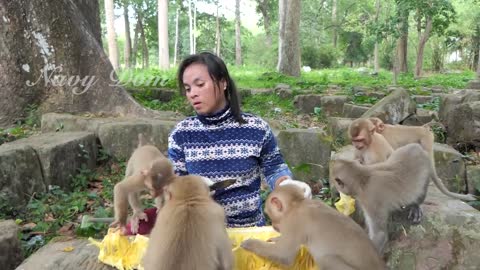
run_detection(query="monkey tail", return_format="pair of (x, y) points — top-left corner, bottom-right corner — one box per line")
(430, 175), (477, 201)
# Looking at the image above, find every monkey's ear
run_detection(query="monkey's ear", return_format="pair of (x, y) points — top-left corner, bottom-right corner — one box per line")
(141, 169), (149, 176)
(270, 197), (283, 211)
(377, 122), (385, 132)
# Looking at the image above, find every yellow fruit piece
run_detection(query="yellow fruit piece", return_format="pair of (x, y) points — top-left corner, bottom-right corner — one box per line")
(334, 192), (356, 216)
(90, 227), (318, 270)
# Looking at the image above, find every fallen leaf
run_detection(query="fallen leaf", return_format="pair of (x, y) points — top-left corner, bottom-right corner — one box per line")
(58, 223), (75, 236)
(22, 222), (37, 231)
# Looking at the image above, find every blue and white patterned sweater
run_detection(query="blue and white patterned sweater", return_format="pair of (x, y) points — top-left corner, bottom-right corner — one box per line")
(167, 106), (292, 227)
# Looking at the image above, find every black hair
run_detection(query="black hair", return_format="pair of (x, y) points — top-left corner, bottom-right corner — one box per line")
(177, 51), (246, 124)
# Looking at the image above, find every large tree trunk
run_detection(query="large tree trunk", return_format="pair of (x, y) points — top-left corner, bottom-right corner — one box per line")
(332, 0), (337, 48)
(276, 0), (286, 71)
(132, 14), (141, 67)
(158, 0), (169, 69)
(188, 0), (194, 54)
(215, 4), (221, 56)
(477, 47), (480, 79)
(0, 0), (157, 128)
(373, 0), (381, 73)
(257, 0), (272, 47)
(393, 42), (399, 85)
(235, 0), (242, 66)
(193, 0), (197, 53)
(415, 17), (432, 78)
(105, 0), (119, 70)
(138, 11), (149, 68)
(174, 7), (180, 66)
(123, 1), (132, 69)
(397, 8), (409, 73)
(277, 0), (301, 77)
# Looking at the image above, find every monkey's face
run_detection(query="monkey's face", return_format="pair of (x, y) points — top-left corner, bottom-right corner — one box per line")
(352, 130), (373, 151)
(331, 162), (355, 196)
(143, 173), (166, 197)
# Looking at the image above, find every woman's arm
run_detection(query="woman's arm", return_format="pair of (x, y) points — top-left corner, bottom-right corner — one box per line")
(259, 128), (293, 190)
(167, 130), (188, 176)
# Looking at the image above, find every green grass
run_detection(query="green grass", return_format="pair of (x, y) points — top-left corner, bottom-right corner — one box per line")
(241, 92), (295, 118)
(118, 66), (475, 91)
(117, 67), (475, 121)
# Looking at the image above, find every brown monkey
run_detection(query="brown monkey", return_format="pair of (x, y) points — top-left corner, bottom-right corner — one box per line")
(142, 175), (234, 270)
(348, 118), (408, 225)
(369, 117), (476, 202)
(332, 143), (476, 253)
(111, 134), (175, 234)
(349, 118), (393, 165)
(240, 185), (385, 270)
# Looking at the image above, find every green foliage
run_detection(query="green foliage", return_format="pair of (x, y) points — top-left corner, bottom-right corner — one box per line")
(431, 125), (447, 143)
(7, 161), (126, 256)
(301, 45), (338, 69)
(0, 194), (16, 219)
(418, 96), (441, 111)
(352, 95), (379, 105)
(341, 32), (368, 65)
(70, 165), (97, 191)
(291, 163), (312, 175)
(244, 34), (278, 68)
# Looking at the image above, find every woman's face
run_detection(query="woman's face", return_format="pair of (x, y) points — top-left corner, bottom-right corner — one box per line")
(182, 63), (227, 115)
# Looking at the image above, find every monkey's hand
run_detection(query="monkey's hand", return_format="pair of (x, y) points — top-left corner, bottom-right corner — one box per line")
(240, 239), (265, 253)
(267, 236), (281, 243)
(109, 220), (128, 235)
(130, 211), (148, 234)
(279, 179), (312, 199)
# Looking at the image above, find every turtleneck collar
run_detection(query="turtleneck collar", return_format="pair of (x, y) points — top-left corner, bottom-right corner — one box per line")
(196, 104), (233, 125)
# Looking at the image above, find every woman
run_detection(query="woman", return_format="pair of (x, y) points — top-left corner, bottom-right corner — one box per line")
(168, 52), (310, 227)
(125, 52), (310, 233)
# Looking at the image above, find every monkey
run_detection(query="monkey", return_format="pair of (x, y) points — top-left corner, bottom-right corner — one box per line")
(110, 133), (175, 234)
(331, 143), (477, 253)
(142, 175), (234, 270)
(348, 118), (406, 226)
(240, 185), (385, 270)
(349, 118), (394, 165)
(369, 117), (476, 202)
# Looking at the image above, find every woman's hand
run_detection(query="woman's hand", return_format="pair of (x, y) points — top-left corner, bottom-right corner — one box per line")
(278, 179), (312, 199)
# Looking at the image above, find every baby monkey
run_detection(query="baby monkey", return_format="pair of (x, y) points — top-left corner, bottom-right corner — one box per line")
(241, 185), (385, 270)
(111, 134), (175, 234)
(332, 143), (477, 253)
(143, 175), (233, 270)
(349, 118), (393, 164)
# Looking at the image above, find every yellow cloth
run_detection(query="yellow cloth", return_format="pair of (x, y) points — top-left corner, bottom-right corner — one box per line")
(89, 226), (318, 270)
(334, 192), (356, 216)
